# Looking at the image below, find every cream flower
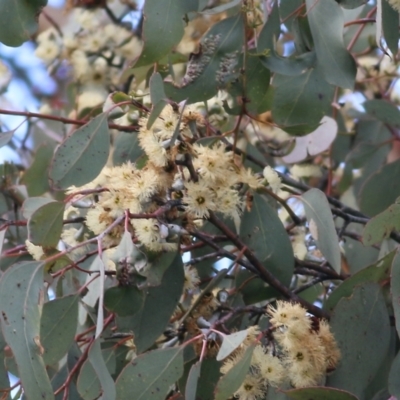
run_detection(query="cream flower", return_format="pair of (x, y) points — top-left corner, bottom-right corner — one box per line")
(183, 180), (216, 218)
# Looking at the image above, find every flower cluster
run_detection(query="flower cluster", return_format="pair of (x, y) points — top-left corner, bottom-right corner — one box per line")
(35, 4), (142, 112)
(62, 104), (261, 253)
(220, 302), (340, 399)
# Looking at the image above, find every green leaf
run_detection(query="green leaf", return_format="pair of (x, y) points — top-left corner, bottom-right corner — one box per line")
(335, 0), (368, 9)
(216, 329), (248, 361)
(300, 189), (341, 273)
(240, 194), (294, 288)
(40, 295), (79, 366)
(359, 159), (400, 217)
(363, 202), (400, 246)
(165, 15), (244, 103)
(305, 0), (357, 88)
(363, 99), (400, 128)
(389, 350), (400, 398)
(21, 145), (54, 196)
(346, 141), (384, 169)
(28, 201), (65, 248)
(116, 346), (184, 400)
(87, 340), (116, 400)
(49, 113), (110, 190)
(272, 67), (335, 135)
(104, 286), (143, 317)
(117, 251), (184, 353)
(390, 250), (400, 338)
(77, 346), (116, 400)
(0, 130), (14, 147)
(285, 387), (359, 400)
(134, 0), (197, 68)
(185, 361), (202, 400)
(382, 0), (399, 56)
(325, 250), (395, 312)
(150, 72), (166, 105)
(228, 54), (271, 114)
(0, 0), (47, 47)
(214, 344), (255, 400)
(22, 197), (55, 219)
(327, 283), (391, 398)
(0, 261), (54, 400)
(112, 132), (143, 166)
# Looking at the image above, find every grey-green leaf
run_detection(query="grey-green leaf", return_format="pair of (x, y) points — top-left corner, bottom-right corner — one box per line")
(305, 0), (357, 88)
(28, 201), (65, 248)
(390, 250), (400, 338)
(49, 113), (110, 190)
(389, 350), (400, 398)
(0, 261), (54, 400)
(325, 250), (395, 312)
(104, 286), (143, 317)
(359, 159), (400, 216)
(40, 295), (79, 366)
(272, 67), (335, 134)
(363, 99), (400, 128)
(0, 0), (47, 47)
(300, 188), (341, 273)
(382, 0), (399, 56)
(240, 194), (294, 288)
(363, 203), (400, 246)
(134, 0), (197, 68)
(87, 340), (116, 400)
(185, 361), (202, 400)
(327, 283), (391, 398)
(116, 347), (184, 400)
(117, 251), (184, 353)
(214, 344), (255, 400)
(216, 329), (248, 361)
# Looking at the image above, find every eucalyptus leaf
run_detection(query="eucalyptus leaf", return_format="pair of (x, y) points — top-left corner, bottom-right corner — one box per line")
(300, 189), (341, 273)
(214, 344), (255, 400)
(325, 250), (395, 312)
(216, 329), (248, 361)
(40, 295), (79, 366)
(0, 261), (54, 400)
(134, 0), (197, 68)
(272, 66), (335, 135)
(306, 0), (357, 88)
(112, 133), (143, 166)
(388, 350), (400, 398)
(28, 201), (65, 248)
(116, 346), (184, 400)
(327, 283), (391, 398)
(390, 250), (400, 338)
(240, 194), (294, 288)
(0, 0), (46, 47)
(382, 0), (399, 56)
(49, 113), (110, 190)
(363, 99), (400, 128)
(185, 361), (202, 400)
(359, 159), (400, 216)
(363, 202), (400, 246)
(118, 251), (184, 353)
(104, 286), (143, 317)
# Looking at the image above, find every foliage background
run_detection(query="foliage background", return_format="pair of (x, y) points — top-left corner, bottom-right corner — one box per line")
(1, 0), (400, 399)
